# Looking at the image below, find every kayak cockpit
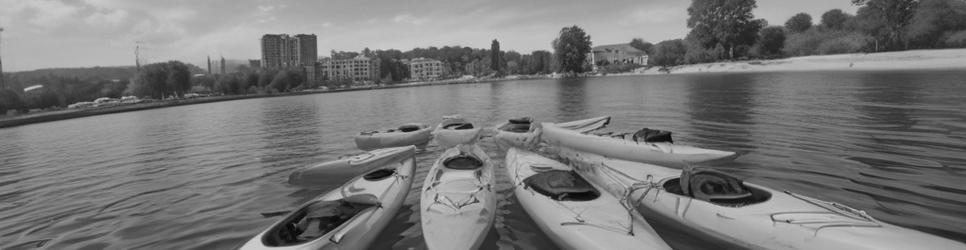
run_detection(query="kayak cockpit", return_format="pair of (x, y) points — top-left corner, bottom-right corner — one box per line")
(525, 170), (600, 201)
(443, 123), (475, 130)
(501, 117), (533, 133)
(397, 124), (423, 132)
(632, 128), (673, 143)
(663, 169), (770, 207)
(261, 195), (378, 246)
(443, 154), (483, 170)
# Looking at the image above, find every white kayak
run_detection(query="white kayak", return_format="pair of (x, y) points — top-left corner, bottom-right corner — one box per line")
(241, 146), (416, 250)
(493, 116), (611, 149)
(555, 147), (966, 250)
(420, 144), (496, 250)
(288, 146), (417, 186)
(540, 122), (736, 166)
(433, 115), (483, 148)
(354, 123), (432, 150)
(505, 148), (671, 250)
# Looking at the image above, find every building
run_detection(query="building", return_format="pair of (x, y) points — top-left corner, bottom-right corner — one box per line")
(305, 56), (382, 86)
(295, 34), (317, 67)
(249, 60), (261, 69)
(404, 58), (444, 81)
(587, 43), (649, 71)
(260, 34), (317, 69)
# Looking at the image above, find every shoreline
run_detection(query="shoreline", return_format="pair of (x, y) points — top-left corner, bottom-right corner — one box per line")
(631, 48), (966, 75)
(3, 48), (964, 129)
(0, 77), (510, 129)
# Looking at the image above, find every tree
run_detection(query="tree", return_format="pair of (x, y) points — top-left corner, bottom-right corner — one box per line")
(490, 39), (501, 72)
(822, 9), (852, 30)
(130, 61), (192, 99)
(650, 39), (688, 67)
(552, 25), (592, 74)
(757, 26), (786, 57)
(852, 0), (919, 50)
(785, 13), (813, 33)
(0, 88), (25, 115)
(904, 0), (966, 48)
(630, 38), (655, 55)
(687, 0), (764, 59)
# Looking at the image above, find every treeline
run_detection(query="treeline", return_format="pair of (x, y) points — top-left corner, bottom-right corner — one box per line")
(0, 61), (310, 114)
(196, 68), (306, 95)
(331, 44), (556, 80)
(1, 72), (129, 114)
(649, 0), (966, 68)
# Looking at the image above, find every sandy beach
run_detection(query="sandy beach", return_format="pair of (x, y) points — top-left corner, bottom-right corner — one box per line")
(634, 48), (966, 75)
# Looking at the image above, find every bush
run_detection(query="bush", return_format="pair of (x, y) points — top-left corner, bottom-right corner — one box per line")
(785, 29), (872, 56)
(684, 42), (725, 64)
(0, 89), (25, 115)
(649, 39), (687, 67)
(817, 33), (874, 54)
(945, 30), (966, 48)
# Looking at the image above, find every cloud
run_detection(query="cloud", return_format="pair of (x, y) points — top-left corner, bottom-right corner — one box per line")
(393, 14), (429, 25)
(322, 21), (334, 28)
(620, 6), (687, 26)
(85, 9), (128, 26)
(24, 0), (83, 28)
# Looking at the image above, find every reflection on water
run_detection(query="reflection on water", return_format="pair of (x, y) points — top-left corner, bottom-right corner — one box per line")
(1, 70), (966, 249)
(555, 78), (589, 121)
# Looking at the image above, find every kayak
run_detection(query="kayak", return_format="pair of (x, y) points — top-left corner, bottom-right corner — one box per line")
(504, 148), (671, 250)
(420, 144), (496, 250)
(554, 147), (966, 250)
(540, 122), (736, 166)
(433, 115), (483, 148)
(241, 146), (416, 250)
(288, 146), (416, 186)
(493, 116), (611, 149)
(354, 123), (432, 150)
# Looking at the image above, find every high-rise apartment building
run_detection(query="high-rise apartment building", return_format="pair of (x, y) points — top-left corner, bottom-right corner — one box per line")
(295, 34), (317, 67)
(260, 34), (317, 69)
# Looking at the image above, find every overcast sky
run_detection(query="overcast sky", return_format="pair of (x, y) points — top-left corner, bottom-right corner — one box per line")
(0, 0), (858, 71)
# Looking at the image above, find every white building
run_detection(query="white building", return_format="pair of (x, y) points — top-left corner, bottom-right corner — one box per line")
(305, 55), (381, 86)
(404, 58), (443, 81)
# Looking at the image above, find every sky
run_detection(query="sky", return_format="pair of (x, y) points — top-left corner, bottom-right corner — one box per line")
(0, 0), (859, 71)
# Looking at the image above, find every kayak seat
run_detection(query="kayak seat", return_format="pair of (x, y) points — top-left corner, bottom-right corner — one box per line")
(524, 170), (600, 202)
(633, 128), (673, 143)
(668, 170), (770, 207)
(443, 123), (475, 130)
(261, 198), (376, 246)
(503, 123), (531, 133)
(363, 168), (396, 181)
(443, 155), (483, 170)
(398, 124), (422, 132)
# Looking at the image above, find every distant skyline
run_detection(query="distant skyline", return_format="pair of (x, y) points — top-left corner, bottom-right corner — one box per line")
(0, 0), (858, 71)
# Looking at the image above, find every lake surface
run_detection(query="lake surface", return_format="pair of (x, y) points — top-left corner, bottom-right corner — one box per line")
(1, 70), (965, 249)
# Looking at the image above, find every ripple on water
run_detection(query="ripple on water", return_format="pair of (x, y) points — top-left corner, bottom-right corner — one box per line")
(2, 71), (966, 248)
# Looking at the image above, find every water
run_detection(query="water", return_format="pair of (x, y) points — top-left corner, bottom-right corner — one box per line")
(1, 70), (965, 249)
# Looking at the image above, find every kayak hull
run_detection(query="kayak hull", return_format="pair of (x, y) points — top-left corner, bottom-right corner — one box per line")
(555, 147), (966, 250)
(420, 144), (496, 250)
(493, 116), (611, 149)
(540, 122), (736, 166)
(505, 148), (671, 250)
(433, 116), (483, 148)
(241, 146), (417, 250)
(354, 123), (432, 151)
(288, 146), (416, 186)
